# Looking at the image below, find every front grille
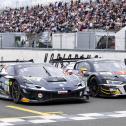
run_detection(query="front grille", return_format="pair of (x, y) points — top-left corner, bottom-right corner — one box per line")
(23, 89), (84, 101)
(51, 92), (78, 98)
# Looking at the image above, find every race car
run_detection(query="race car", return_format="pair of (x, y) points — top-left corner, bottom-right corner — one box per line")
(0, 61), (89, 103)
(50, 58), (126, 97)
(72, 59), (126, 97)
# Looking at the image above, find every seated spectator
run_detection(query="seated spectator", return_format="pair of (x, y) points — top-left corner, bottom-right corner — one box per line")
(0, 0), (125, 33)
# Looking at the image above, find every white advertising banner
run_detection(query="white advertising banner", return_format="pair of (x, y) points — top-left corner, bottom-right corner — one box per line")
(0, 49), (126, 63)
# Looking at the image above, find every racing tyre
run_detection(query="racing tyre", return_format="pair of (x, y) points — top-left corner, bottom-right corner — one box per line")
(11, 81), (21, 103)
(89, 77), (99, 97)
(84, 95), (89, 102)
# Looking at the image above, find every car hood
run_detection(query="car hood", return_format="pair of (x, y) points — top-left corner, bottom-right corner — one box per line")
(21, 75), (81, 91)
(99, 71), (126, 82)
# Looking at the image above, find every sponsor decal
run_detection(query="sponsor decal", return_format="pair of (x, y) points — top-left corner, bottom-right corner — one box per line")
(58, 91), (68, 94)
(113, 71), (126, 75)
(44, 53), (99, 63)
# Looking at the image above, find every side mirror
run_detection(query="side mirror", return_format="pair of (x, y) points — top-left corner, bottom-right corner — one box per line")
(83, 73), (89, 77)
(0, 72), (7, 77)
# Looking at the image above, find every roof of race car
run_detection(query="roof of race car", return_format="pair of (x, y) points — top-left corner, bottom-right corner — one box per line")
(76, 58), (122, 63)
(7, 63), (52, 67)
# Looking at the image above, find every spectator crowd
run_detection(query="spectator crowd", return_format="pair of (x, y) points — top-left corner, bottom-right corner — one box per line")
(0, 0), (126, 33)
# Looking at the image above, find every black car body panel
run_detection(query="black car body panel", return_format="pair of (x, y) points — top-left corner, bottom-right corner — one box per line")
(0, 62), (89, 103)
(74, 59), (126, 97)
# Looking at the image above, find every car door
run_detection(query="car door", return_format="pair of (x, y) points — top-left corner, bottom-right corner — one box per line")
(0, 66), (15, 96)
(0, 76), (10, 95)
(0, 66), (9, 96)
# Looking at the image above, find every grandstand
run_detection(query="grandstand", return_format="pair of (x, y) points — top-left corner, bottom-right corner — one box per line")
(0, 0), (125, 33)
(0, 0), (71, 9)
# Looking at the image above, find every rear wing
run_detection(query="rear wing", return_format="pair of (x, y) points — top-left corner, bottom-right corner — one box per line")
(0, 59), (34, 68)
(49, 57), (90, 68)
(49, 55), (100, 68)
(0, 59), (34, 64)
(0, 59), (34, 71)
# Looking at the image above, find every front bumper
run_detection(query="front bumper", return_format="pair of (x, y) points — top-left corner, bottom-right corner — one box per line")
(100, 84), (126, 97)
(20, 88), (89, 103)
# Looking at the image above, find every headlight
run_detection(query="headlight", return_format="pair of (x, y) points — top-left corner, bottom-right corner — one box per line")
(77, 81), (86, 88)
(106, 80), (122, 85)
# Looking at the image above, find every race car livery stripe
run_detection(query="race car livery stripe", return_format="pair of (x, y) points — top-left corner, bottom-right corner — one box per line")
(113, 71), (126, 75)
(111, 90), (121, 95)
(101, 90), (110, 95)
(101, 87), (110, 92)
(9, 81), (13, 86)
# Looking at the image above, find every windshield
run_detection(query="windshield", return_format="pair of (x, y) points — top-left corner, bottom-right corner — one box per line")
(64, 63), (75, 70)
(18, 66), (48, 77)
(94, 61), (126, 72)
(43, 66), (64, 77)
(17, 65), (64, 77)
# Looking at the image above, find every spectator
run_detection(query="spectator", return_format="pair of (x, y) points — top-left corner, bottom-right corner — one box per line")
(32, 41), (35, 47)
(21, 39), (25, 47)
(0, 0), (126, 33)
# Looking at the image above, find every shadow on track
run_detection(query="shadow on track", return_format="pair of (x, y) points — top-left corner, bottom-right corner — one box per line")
(19, 99), (90, 106)
(0, 97), (90, 106)
(94, 95), (126, 100)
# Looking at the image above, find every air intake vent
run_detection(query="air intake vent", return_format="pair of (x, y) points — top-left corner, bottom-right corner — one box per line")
(47, 77), (66, 82)
(35, 85), (41, 89)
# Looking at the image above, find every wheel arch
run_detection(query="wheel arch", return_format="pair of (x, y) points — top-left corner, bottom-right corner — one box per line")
(9, 79), (20, 97)
(87, 75), (98, 87)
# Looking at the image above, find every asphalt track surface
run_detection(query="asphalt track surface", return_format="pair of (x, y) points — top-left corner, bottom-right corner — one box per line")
(0, 97), (126, 126)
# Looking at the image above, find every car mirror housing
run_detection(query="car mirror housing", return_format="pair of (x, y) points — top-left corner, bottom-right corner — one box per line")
(0, 72), (7, 77)
(84, 73), (89, 77)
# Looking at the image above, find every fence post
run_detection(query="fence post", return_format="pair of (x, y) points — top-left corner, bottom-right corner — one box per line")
(60, 33), (62, 49)
(0, 35), (2, 48)
(74, 32), (77, 49)
(106, 26), (109, 49)
(89, 31), (91, 49)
